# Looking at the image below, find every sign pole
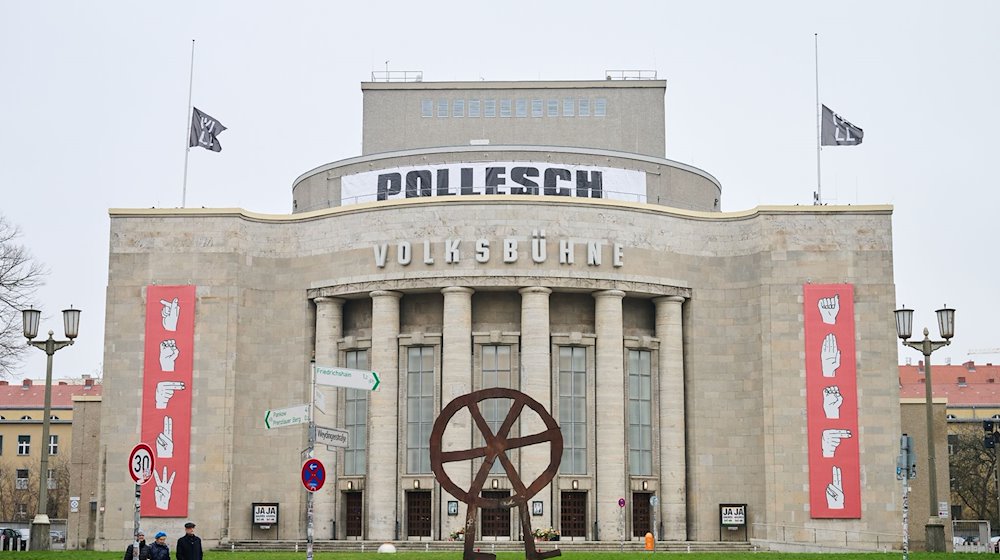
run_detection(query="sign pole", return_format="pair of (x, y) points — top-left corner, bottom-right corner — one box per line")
(306, 363), (316, 560)
(133, 483), (141, 560)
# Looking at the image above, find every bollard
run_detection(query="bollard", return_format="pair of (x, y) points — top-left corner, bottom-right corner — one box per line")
(645, 532), (654, 551)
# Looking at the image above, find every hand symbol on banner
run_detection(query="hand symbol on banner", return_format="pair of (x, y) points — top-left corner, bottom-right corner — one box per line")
(155, 381), (185, 410)
(821, 429), (852, 458)
(821, 334), (841, 377)
(818, 294), (840, 325)
(152, 467), (175, 510)
(160, 298), (180, 332)
(823, 386), (844, 419)
(826, 466), (845, 509)
(156, 416), (174, 458)
(159, 340), (179, 372)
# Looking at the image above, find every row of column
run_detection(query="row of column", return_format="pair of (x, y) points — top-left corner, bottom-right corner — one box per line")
(313, 288), (686, 541)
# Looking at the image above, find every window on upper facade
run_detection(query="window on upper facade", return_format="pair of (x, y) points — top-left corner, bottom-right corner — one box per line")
(437, 99), (449, 118)
(484, 99), (497, 118)
(468, 99), (481, 118)
(558, 346), (587, 475)
(452, 99), (465, 118)
(20, 415), (31, 421)
(579, 98), (591, 117)
(47, 468), (56, 489)
(531, 99), (543, 118)
(594, 98), (607, 116)
(628, 350), (653, 476)
(563, 98), (575, 117)
(514, 99), (526, 118)
(547, 99), (559, 117)
(49, 435), (58, 455)
(17, 435), (30, 456)
(421, 99), (433, 118)
(406, 346), (434, 474)
(344, 350), (369, 476)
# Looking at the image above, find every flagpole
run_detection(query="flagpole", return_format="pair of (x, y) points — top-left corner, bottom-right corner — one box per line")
(181, 39), (195, 208)
(814, 33), (822, 206)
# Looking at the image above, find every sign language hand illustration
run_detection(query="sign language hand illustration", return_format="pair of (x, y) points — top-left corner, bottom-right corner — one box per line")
(152, 467), (176, 510)
(159, 340), (180, 372)
(823, 386), (844, 419)
(155, 381), (186, 410)
(818, 294), (840, 325)
(156, 416), (174, 458)
(160, 298), (180, 331)
(826, 465), (845, 509)
(821, 333), (841, 377)
(821, 428), (852, 458)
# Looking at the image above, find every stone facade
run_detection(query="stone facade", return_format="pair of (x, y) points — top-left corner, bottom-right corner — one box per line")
(92, 79), (903, 550)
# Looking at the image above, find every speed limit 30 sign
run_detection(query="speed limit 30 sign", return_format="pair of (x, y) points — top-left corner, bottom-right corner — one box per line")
(129, 443), (156, 485)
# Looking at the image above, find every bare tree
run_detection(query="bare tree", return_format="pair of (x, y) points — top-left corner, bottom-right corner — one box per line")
(949, 422), (998, 525)
(0, 215), (47, 377)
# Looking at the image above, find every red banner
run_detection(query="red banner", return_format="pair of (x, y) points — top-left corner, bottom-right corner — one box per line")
(804, 284), (860, 518)
(140, 285), (195, 517)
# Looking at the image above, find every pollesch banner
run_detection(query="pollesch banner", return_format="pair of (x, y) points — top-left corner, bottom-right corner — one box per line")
(340, 162), (647, 206)
(804, 284), (861, 518)
(141, 285), (195, 517)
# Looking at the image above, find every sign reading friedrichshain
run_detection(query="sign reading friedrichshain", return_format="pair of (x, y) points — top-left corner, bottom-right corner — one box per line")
(341, 162), (646, 205)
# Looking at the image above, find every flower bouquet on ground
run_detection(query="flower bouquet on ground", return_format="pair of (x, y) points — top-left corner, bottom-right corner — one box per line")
(450, 527), (465, 541)
(532, 527), (560, 541)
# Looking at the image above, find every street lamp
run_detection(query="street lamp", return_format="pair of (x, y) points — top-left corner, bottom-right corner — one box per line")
(895, 304), (954, 553)
(21, 306), (81, 552)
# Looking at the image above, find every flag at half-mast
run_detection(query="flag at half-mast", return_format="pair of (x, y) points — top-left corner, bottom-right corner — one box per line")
(821, 105), (863, 146)
(189, 107), (227, 152)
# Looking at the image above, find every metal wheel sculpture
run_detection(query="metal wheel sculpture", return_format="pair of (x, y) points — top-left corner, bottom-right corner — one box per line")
(430, 388), (563, 560)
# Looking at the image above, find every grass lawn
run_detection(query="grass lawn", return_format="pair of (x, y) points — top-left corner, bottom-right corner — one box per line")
(0, 552), (959, 559)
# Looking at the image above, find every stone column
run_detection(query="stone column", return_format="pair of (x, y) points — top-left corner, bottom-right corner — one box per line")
(654, 296), (686, 541)
(369, 290), (401, 540)
(440, 287), (474, 534)
(593, 290), (626, 541)
(518, 287), (552, 531)
(313, 297), (345, 539)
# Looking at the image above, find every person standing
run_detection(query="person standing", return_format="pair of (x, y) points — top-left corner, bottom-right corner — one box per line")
(123, 530), (149, 560)
(176, 522), (203, 560)
(148, 532), (171, 560)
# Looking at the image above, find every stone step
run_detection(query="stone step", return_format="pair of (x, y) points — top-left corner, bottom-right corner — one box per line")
(218, 540), (755, 553)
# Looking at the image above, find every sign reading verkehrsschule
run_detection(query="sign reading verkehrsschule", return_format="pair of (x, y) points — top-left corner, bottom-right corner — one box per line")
(340, 162), (646, 206)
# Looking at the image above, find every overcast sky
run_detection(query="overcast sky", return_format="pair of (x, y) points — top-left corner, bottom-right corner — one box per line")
(2, 1), (998, 379)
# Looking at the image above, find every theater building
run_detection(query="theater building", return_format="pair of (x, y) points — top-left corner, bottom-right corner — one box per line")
(93, 76), (902, 549)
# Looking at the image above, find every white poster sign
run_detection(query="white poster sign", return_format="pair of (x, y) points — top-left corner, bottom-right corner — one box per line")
(341, 162), (646, 206)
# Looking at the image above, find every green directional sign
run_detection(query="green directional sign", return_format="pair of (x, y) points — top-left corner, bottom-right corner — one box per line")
(314, 365), (381, 391)
(264, 404), (310, 429)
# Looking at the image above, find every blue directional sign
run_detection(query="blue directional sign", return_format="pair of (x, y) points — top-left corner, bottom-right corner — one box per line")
(301, 458), (326, 492)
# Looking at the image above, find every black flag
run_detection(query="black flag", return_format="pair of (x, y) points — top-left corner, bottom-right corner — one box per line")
(189, 107), (227, 152)
(821, 105), (863, 146)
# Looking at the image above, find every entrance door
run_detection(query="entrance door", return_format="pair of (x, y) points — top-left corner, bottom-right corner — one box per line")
(481, 491), (511, 537)
(345, 491), (363, 538)
(406, 491), (431, 537)
(560, 491), (586, 538)
(632, 492), (651, 537)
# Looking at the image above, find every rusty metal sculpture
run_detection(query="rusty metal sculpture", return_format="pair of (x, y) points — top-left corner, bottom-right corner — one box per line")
(430, 388), (563, 560)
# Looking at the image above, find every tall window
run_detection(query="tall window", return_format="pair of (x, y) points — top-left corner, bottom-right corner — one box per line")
(49, 434), (58, 455)
(15, 469), (28, 490)
(437, 99), (449, 118)
(406, 347), (434, 474)
(17, 435), (29, 456)
(47, 468), (56, 490)
(421, 99), (433, 118)
(452, 99), (465, 117)
(482, 346), (512, 473)
(547, 99), (559, 117)
(0, 434), (3, 455)
(563, 98), (575, 117)
(628, 350), (653, 475)
(559, 347), (587, 474)
(515, 99), (526, 118)
(468, 99), (481, 118)
(579, 98), (591, 117)
(344, 350), (369, 476)
(484, 99), (497, 118)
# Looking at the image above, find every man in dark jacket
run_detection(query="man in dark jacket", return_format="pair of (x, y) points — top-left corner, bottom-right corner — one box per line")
(124, 530), (149, 560)
(176, 522), (203, 560)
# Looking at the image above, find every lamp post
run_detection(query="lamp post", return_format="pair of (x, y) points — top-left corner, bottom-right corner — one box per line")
(21, 306), (81, 552)
(894, 304), (954, 553)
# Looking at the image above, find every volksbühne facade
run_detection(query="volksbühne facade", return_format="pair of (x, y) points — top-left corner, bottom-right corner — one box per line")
(92, 77), (903, 550)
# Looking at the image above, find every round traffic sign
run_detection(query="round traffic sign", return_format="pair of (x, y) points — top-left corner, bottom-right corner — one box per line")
(301, 458), (326, 492)
(618, 498), (626, 508)
(129, 443), (156, 485)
